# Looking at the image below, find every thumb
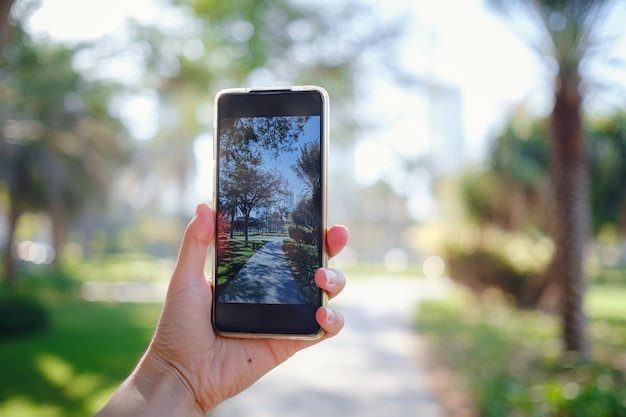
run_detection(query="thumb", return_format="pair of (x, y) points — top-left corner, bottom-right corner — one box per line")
(172, 202), (215, 285)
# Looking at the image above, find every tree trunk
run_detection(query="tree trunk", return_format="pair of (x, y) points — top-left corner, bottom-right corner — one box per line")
(243, 209), (250, 247)
(0, 0), (15, 57)
(49, 208), (67, 270)
(229, 207), (236, 239)
(44, 166), (68, 270)
(547, 72), (589, 358)
(2, 201), (21, 287)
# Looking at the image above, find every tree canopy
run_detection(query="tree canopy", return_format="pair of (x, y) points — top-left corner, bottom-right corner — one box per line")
(0, 14), (129, 283)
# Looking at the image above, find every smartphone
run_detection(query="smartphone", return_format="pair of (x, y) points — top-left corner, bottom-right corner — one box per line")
(212, 86), (329, 339)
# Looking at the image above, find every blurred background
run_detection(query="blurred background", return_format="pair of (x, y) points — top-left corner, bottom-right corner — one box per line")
(1, 0), (626, 416)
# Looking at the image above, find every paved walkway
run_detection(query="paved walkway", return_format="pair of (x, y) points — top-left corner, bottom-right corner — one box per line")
(218, 237), (306, 304)
(212, 276), (451, 417)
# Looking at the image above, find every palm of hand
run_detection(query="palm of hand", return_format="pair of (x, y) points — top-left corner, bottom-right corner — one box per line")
(146, 204), (347, 414)
(150, 276), (307, 412)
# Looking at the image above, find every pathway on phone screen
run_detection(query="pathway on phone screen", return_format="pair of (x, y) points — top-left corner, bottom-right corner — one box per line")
(218, 237), (306, 304)
(212, 276), (451, 417)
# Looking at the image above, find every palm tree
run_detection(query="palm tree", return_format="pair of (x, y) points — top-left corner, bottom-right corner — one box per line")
(292, 142), (322, 203)
(488, 0), (622, 358)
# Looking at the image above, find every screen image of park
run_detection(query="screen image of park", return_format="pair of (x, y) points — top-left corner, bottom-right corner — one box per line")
(216, 115), (322, 306)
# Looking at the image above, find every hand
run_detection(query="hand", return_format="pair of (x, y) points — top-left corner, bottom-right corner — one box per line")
(95, 202), (349, 417)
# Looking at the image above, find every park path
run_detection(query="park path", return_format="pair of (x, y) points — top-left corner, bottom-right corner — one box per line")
(218, 237), (306, 304)
(212, 276), (451, 417)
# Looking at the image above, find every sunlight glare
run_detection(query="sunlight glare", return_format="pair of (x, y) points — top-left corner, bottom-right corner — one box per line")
(353, 139), (394, 186)
(109, 91), (159, 140)
(422, 256), (445, 279)
(384, 248), (408, 272)
(27, 0), (160, 42)
(194, 133), (215, 203)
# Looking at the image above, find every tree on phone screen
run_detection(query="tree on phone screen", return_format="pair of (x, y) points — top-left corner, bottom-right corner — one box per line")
(218, 116), (309, 247)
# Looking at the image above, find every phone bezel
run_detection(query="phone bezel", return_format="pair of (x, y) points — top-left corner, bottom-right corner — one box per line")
(212, 86), (329, 340)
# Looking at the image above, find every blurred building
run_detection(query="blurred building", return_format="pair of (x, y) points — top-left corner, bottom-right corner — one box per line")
(427, 83), (464, 178)
(329, 78), (465, 266)
(285, 191), (295, 211)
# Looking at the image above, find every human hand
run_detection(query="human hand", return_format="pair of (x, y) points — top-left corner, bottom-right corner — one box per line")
(95, 202), (349, 417)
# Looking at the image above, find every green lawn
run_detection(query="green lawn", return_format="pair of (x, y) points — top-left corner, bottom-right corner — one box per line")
(216, 236), (256, 285)
(417, 285), (626, 417)
(1, 260), (624, 417)
(0, 300), (161, 416)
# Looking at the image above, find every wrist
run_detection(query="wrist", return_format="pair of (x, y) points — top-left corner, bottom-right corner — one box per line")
(141, 351), (206, 417)
(96, 350), (205, 417)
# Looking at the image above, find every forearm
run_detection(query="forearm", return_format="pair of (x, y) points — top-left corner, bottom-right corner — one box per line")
(95, 353), (205, 417)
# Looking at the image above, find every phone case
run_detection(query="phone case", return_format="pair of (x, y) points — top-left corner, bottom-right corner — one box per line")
(212, 86), (329, 340)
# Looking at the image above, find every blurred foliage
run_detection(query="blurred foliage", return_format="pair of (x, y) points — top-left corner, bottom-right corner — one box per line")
(469, 112), (626, 235)
(1, 0), (403, 287)
(445, 248), (535, 308)
(112, 0), (401, 213)
(0, 292), (49, 339)
(0, 13), (129, 205)
(417, 218), (554, 307)
(0, 8), (130, 283)
(433, 112), (626, 307)
(587, 113), (626, 234)
(282, 238), (317, 304)
(417, 292), (626, 417)
(0, 0), (404, 282)
(482, 117), (551, 231)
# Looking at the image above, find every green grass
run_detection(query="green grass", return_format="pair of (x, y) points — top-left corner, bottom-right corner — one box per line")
(0, 300), (160, 416)
(67, 253), (176, 282)
(585, 285), (626, 320)
(216, 236), (255, 286)
(417, 286), (626, 417)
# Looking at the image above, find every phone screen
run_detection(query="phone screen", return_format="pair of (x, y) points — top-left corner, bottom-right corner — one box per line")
(213, 87), (328, 338)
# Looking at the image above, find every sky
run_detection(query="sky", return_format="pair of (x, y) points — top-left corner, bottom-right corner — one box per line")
(26, 0), (162, 41)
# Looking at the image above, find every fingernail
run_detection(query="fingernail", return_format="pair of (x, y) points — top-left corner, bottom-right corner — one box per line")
(325, 269), (337, 287)
(325, 308), (336, 323)
(195, 202), (202, 215)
